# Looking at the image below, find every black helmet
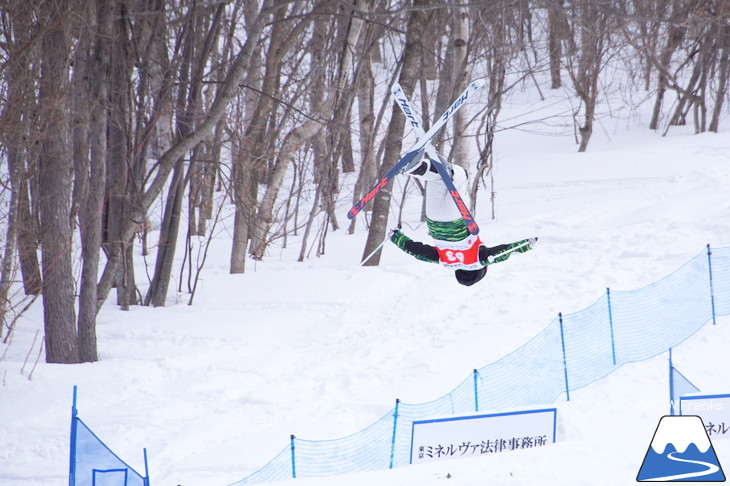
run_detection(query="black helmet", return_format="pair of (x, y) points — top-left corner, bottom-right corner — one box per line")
(454, 267), (487, 286)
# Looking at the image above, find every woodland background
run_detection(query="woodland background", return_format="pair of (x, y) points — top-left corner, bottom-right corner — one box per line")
(0, 0), (728, 364)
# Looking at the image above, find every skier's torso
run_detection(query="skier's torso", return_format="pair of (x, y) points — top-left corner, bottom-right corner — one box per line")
(427, 218), (485, 270)
(433, 235), (484, 270)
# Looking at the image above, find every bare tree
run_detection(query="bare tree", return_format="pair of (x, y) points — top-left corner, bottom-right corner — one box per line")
(563, 0), (610, 152)
(709, 0), (730, 132)
(37, 0), (79, 363)
(346, 1), (385, 236)
(293, 0), (373, 261)
(247, 3), (328, 262)
(469, 1), (511, 219)
(449, 0), (473, 169)
(666, 0), (729, 133)
(547, 0), (567, 89)
(229, 1), (299, 273)
(4, 0), (730, 367)
(361, 0), (434, 266)
(1, 1), (42, 299)
(646, 0), (692, 130)
(94, 0), (274, 304)
(74, 0), (113, 362)
(146, 2), (228, 307)
(1, 1), (40, 331)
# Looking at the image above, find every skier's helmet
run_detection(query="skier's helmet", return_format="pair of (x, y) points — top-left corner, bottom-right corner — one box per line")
(454, 267), (487, 286)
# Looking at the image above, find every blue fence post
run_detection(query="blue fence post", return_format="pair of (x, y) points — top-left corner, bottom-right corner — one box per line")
(558, 313), (570, 401)
(290, 435), (296, 479)
(606, 288), (617, 366)
(473, 369), (479, 412)
(707, 244), (717, 325)
(143, 448), (150, 486)
(669, 348), (676, 415)
(69, 386), (78, 486)
(389, 399), (400, 469)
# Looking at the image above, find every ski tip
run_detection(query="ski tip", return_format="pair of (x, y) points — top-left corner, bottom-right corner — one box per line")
(467, 222), (480, 235)
(470, 78), (486, 90)
(347, 206), (361, 219)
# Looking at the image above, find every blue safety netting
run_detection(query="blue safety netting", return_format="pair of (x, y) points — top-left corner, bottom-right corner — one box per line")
(70, 413), (149, 486)
(228, 245), (730, 483)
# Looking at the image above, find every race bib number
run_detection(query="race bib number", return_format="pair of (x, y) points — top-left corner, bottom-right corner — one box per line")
(435, 236), (483, 270)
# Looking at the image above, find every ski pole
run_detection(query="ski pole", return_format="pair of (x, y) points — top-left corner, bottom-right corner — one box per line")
(486, 239), (533, 263)
(360, 235), (390, 266)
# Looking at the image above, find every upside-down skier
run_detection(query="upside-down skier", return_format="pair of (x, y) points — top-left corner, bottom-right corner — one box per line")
(389, 150), (537, 287)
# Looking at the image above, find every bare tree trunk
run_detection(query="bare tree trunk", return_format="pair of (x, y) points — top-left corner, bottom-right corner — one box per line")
(347, 53), (376, 235)
(0, 170), (19, 334)
(145, 6), (195, 305)
(547, 0), (565, 89)
(71, 0), (91, 359)
(230, 143), (257, 274)
(362, 0), (432, 266)
(628, 0), (667, 92)
(1, 1), (36, 321)
(4, 1), (42, 297)
(195, 130), (220, 235)
(649, 0), (687, 130)
(228, 3), (260, 274)
(709, 44), (729, 132)
(144, 0), (174, 166)
(14, 183), (42, 296)
(102, 0), (134, 310)
(668, 43), (708, 131)
(230, 2), (292, 273)
(709, 0), (730, 132)
(97, 0), (274, 304)
(76, 0), (113, 362)
(38, 0), (79, 363)
(297, 182), (322, 262)
(345, 1), (383, 235)
(189, 9), (225, 238)
(451, 0), (471, 170)
(127, 0), (169, 260)
(249, 98), (334, 260)
(247, 6), (323, 260)
(250, 0), (365, 260)
(573, 0), (607, 152)
(297, 134), (331, 261)
(470, 5), (507, 219)
(70, 6), (91, 231)
(146, 3), (225, 306)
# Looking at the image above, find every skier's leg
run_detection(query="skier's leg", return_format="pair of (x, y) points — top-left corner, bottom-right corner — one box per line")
(425, 165), (468, 222)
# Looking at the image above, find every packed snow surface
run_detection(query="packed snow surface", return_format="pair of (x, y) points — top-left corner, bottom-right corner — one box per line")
(2, 88), (730, 486)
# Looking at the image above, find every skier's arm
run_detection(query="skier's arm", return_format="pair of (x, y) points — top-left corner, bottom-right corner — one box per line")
(479, 238), (537, 266)
(390, 229), (440, 264)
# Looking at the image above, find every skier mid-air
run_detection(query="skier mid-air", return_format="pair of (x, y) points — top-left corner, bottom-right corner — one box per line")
(389, 150), (536, 286)
(348, 80), (536, 286)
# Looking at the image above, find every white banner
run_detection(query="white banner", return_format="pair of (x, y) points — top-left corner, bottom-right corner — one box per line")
(680, 393), (730, 440)
(410, 408), (557, 464)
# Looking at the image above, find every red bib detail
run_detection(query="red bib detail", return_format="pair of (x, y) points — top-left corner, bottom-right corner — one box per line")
(435, 236), (484, 270)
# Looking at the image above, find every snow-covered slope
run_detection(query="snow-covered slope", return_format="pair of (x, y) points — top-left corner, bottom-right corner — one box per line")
(1, 90), (730, 486)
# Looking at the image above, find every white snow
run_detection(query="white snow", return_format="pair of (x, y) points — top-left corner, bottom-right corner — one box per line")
(2, 88), (730, 486)
(650, 416), (711, 454)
